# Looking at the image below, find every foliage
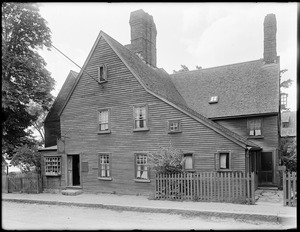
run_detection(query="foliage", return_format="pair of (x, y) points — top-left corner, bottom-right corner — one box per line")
(280, 137), (297, 172)
(279, 69), (293, 111)
(10, 144), (41, 174)
(2, 3), (55, 159)
(148, 142), (184, 174)
(173, 65), (189, 73)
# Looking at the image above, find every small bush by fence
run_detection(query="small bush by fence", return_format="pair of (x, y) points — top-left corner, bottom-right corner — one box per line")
(2, 173), (42, 194)
(155, 172), (255, 204)
(283, 172), (297, 207)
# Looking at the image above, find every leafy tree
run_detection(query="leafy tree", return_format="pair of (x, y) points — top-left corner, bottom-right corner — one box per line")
(10, 144), (41, 174)
(173, 65), (190, 74)
(280, 137), (297, 172)
(148, 142), (184, 174)
(2, 3), (55, 159)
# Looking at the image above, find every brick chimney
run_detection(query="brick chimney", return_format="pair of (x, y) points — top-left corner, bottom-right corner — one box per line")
(263, 13), (277, 64)
(129, 9), (157, 67)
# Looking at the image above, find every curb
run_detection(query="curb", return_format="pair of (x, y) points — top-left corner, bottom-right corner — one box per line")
(3, 198), (293, 224)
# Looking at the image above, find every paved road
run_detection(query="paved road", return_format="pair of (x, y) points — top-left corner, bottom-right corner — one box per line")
(1, 201), (290, 230)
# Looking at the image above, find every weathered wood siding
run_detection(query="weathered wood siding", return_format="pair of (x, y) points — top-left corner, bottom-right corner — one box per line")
(214, 116), (279, 151)
(60, 37), (246, 195)
(40, 150), (63, 193)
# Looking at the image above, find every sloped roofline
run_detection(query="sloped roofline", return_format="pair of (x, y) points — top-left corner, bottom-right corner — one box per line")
(58, 31), (260, 150)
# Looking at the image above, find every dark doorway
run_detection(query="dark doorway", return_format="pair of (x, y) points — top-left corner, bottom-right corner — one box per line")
(258, 152), (273, 186)
(67, 154), (80, 186)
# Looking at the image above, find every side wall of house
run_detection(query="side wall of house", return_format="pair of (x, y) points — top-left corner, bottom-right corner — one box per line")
(60, 37), (246, 195)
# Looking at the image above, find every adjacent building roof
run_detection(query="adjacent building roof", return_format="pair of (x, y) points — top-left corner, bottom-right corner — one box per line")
(170, 59), (280, 119)
(281, 111), (296, 137)
(45, 70), (78, 123)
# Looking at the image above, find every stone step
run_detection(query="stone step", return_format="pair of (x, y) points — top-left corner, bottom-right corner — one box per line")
(61, 189), (83, 196)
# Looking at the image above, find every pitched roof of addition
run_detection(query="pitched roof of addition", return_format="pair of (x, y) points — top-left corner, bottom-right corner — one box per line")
(170, 59), (280, 119)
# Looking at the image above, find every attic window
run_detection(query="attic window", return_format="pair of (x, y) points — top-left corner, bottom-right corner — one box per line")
(98, 64), (107, 83)
(209, 96), (219, 104)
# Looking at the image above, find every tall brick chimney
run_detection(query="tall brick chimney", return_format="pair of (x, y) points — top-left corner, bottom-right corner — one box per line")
(129, 9), (157, 67)
(263, 13), (277, 64)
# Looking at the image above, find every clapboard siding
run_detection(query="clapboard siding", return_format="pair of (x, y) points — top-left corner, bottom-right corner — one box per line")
(60, 37), (246, 195)
(215, 115), (278, 151)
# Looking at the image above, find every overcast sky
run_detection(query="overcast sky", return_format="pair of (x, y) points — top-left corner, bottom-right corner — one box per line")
(38, 2), (297, 110)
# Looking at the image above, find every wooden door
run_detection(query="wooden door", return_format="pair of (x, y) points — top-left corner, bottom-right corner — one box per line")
(258, 152), (273, 185)
(67, 155), (73, 186)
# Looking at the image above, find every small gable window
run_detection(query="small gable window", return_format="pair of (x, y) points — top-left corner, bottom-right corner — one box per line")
(98, 64), (107, 83)
(280, 93), (288, 108)
(168, 120), (182, 133)
(133, 105), (149, 131)
(98, 108), (110, 134)
(209, 96), (219, 104)
(247, 118), (262, 137)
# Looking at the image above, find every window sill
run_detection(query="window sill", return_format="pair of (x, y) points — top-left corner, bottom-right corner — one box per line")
(218, 169), (233, 172)
(45, 173), (61, 176)
(134, 179), (151, 183)
(97, 130), (111, 135)
(168, 131), (182, 134)
(133, 128), (149, 132)
(247, 135), (264, 139)
(97, 177), (113, 181)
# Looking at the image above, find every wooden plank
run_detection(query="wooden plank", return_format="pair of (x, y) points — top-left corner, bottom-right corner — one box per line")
(288, 172), (291, 206)
(292, 172), (296, 206)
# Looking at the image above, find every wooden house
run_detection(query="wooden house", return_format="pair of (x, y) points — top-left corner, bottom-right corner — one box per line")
(39, 10), (280, 195)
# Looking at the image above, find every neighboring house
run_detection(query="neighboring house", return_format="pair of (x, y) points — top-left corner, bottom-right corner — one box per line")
(280, 110), (296, 155)
(39, 10), (280, 195)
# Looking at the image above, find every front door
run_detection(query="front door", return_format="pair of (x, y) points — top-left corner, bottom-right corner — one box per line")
(258, 152), (273, 186)
(67, 154), (80, 186)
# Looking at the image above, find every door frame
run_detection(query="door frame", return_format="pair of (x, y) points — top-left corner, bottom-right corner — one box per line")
(257, 150), (276, 186)
(65, 153), (81, 187)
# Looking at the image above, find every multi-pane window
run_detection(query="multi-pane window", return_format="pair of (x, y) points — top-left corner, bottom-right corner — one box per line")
(184, 153), (194, 170)
(168, 120), (181, 133)
(99, 154), (110, 178)
(248, 118), (262, 136)
(98, 65), (107, 83)
(45, 157), (61, 175)
(133, 105), (148, 130)
(135, 154), (149, 180)
(98, 109), (110, 132)
(280, 93), (288, 108)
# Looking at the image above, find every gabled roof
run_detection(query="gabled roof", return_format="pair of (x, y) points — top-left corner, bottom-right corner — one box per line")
(281, 111), (296, 137)
(45, 70), (78, 123)
(59, 31), (260, 150)
(170, 59), (280, 119)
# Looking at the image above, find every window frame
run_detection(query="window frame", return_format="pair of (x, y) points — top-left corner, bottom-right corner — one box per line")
(215, 151), (232, 171)
(134, 153), (150, 182)
(98, 64), (107, 83)
(98, 153), (112, 181)
(44, 156), (62, 176)
(183, 153), (195, 171)
(168, 119), (182, 134)
(209, 96), (219, 104)
(133, 104), (149, 132)
(280, 93), (288, 108)
(98, 108), (111, 134)
(247, 118), (263, 138)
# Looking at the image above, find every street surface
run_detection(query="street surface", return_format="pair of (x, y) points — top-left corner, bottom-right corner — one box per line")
(2, 201), (291, 230)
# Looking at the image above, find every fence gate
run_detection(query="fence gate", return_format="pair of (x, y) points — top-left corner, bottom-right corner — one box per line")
(283, 172), (297, 207)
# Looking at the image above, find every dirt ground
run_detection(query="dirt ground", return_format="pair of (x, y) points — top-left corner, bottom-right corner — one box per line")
(1, 201), (292, 230)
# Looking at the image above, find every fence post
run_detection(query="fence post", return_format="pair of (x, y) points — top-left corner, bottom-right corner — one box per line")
(251, 172), (255, 204)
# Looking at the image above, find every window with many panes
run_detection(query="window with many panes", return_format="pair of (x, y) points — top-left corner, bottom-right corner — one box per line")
(98, 153), (111, 179)
(248, 118), (262, 137)
(168, 120), (182, 133)
(98, 109), (110, 133)
(133, 105), (148, 131)
(98, 64), (107, 83)
(45, 157), (61, 176)
(135, 154), (149, 181)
